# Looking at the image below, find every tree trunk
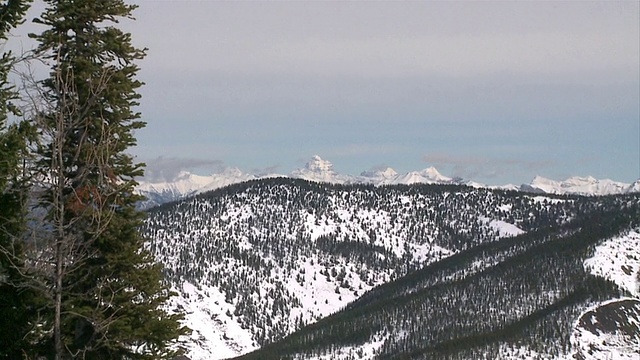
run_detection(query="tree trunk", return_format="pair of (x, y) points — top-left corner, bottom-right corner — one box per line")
(54, 236), (63, 360)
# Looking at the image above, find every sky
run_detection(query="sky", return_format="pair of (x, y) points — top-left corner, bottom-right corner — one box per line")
(6, 0), (640, 185)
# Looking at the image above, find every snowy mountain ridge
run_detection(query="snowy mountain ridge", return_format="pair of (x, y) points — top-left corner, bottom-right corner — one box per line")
(142, 178), (639, 359)
(526, 175), (634, 196)
(136, 155), (463, 208)
(137, 155), (639, 208)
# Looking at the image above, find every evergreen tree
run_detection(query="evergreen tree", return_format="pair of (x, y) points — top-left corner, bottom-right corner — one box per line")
(0, 1), (36, 358)
(30, 0), (186, 358)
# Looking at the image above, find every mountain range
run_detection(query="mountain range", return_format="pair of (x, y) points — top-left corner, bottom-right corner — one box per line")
(141, 177), (640, 359)
(136, 155), (640, 209)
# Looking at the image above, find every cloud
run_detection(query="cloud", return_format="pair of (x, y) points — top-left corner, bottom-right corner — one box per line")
(130, 1), (638, 84)
(423, 153), (554, 183)
(329, 144), (404, 157)
(142, 156), (225, 182)
(250, 164), (282, 177)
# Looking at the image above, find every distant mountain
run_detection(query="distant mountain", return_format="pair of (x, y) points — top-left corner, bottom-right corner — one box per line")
(141, 178), (640, 359)
(290, 155), (355, 184)
(289, 155), (462, 186)
(136, 168), (261, 209)
(136, 155), (639, 208)
(522, 175), (635, 196)
(137, 156), (463, 208)
(374, 166), (459, 185)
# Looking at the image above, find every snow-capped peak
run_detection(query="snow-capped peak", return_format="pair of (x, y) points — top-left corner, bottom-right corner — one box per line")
(136, 168), (258, 209)
(136, 156), (470, 209)
(526, 175), (631, 196)
(136, 156), (639, 209)
(290, 155), (354, 184)
(308, 155), (334, 172)
(627, 179), (640, 193)
(382, 166), (453, 185)
(419, 166), (451, 182)
(360, 167), (399, 179)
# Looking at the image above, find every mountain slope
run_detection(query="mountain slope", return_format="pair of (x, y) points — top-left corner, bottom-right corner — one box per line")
(571, 228), (640, 360)
(572, 298), (640, 360)
(233, 199), (639, 360)
(142, 177), (638, 359)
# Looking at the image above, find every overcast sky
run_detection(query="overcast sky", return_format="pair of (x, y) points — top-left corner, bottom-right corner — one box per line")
(10, 1), (640, 185)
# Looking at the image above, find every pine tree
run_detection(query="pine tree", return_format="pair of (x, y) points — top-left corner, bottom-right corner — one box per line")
(0, 1), (36, 358)
(30, 0), (186, 358)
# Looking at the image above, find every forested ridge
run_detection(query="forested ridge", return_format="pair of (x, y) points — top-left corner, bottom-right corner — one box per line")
(141, 177), (640, 358)
(238, 202), (636, 359)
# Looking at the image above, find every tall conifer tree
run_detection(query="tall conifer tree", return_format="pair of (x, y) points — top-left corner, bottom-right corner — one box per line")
(0, 1), (36, 358)
(31, 0), (186, 358)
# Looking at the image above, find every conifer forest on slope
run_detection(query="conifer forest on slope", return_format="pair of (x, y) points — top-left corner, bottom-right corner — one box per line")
(141, 178), (640, 359)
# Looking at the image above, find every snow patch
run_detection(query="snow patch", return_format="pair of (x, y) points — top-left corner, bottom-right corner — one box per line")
(168, 282), (257, 360)
(479, 217), (525, 238)
(293, 334), (389, 360)
(584, 229), (640, 297)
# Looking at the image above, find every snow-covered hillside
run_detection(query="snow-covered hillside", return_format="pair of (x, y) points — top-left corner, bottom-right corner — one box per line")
(492, 227), (640, 360)
(141, 178), (636, 360)
(584, 229), (640, 297)
(231, 192), (639, 360)
(571, 228), (640, 360)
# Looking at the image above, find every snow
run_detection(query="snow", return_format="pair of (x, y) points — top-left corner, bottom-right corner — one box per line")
(293, 334), (389, 360)
(138, 156), (639, 210)
(490, 183), (520, 191)
(495, 344), (573, 360)
(286, 260), (361, 324)
(136, 169), (264, 208)
(137, 156), (462, 208)
(569, 228), (640, 360)
(528, 195), (566, 204)
(479, 216), (525, 237)
(570, 298), (640, 360)
(412, 243), (453, 263)
(161, 198), (440, 360)
(584, 229), (640, 297)
(378, 166), (453, 185)
(291, 155), (353, 184)
(527, 175), (633, 196)
(143, 176), (637, 360)
(168, 282), (258, 360)
(360, 167), (398, 179)
(477, 228), (640, 360)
